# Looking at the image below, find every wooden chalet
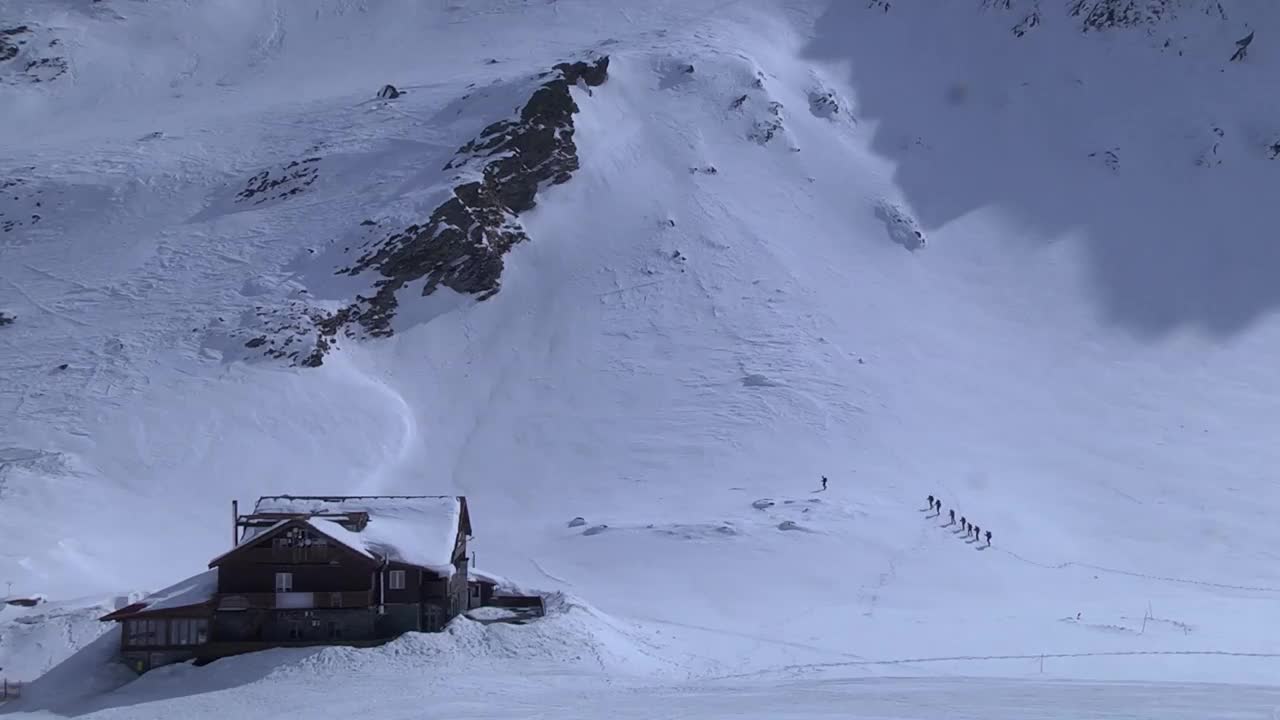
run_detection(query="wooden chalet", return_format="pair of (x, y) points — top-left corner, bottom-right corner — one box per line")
(101, 495), (474, 673)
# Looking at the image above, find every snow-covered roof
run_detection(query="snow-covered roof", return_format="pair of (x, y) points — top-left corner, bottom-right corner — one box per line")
(145, 569), (219, 611)
(247, 495), (467, 575)
(469, 568), (505, 585)
(100, 569), (218, 621)
(240, 518), (290, 543)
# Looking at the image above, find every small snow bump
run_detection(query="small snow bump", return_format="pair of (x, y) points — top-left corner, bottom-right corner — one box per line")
(874, 200), (926, 251)
(742, 373), (780, 388)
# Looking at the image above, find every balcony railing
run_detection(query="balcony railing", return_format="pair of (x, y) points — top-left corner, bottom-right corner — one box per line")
(216, 590), (372, 611)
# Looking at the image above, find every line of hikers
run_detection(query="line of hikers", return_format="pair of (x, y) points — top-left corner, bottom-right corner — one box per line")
(927, 495), (991, 547)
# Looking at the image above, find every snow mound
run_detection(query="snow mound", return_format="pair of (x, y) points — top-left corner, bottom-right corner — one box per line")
(274, 593), (675, 679)
(0, 595), (117, 683)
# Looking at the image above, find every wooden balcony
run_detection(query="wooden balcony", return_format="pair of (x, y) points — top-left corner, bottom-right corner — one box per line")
(216, 590), (372, 611)
(239, 547), (336, 564)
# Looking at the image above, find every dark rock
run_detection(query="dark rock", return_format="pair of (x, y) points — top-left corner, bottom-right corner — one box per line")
(360, 219), (376, 226)
(56, 363), (68, 370)
(315, 56), (610, 342)
(236, 159), (320, 205)
(808, 90), (841, 118)
(22, 56), (67, 82)
(555, 56), (610, 87)
(377, 84), (402, 99)
(730, 94), (747, 109)
(0, 25), (30, 63)
(1230, 30), (1254, 62)
(1068, 0), (1224, 33)
(567, 516), (586, 528)
(0, 312), (13, 326)
(244, 336), (267, 348)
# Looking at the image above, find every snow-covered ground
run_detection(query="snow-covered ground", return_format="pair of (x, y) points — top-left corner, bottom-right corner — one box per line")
(5, 0), (1280, 717)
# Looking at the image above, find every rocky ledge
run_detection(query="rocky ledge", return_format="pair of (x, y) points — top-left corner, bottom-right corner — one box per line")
(314, 56), (609, 348)
(0, 25), (29, 63)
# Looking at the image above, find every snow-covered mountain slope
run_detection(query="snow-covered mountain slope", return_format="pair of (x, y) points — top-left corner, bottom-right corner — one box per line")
(5, 0), (1280, 716)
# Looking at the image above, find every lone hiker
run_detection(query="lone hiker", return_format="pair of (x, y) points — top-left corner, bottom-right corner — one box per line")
(985, 530), (992, 546)
(821, 476), (828, 491)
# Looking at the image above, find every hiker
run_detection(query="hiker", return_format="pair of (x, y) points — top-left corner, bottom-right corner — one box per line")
(948, 509), (955, 524)
(935, 500), (943, 516)
(927, 494), (934, 509)
(973, 525), (980, 541)
(960, 516), (967, 531)
(821, 475), (828, 491)
(985, 530), (992, 546)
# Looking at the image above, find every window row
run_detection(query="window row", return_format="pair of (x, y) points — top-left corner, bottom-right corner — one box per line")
(272, 569), (409, 593)
(124, 617), (209, 647)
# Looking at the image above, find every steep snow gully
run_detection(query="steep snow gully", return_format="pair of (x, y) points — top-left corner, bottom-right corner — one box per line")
(6, 0), (1280, 717)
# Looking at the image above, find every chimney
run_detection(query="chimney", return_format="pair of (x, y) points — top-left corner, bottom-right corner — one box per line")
(231, 500), (239, 547)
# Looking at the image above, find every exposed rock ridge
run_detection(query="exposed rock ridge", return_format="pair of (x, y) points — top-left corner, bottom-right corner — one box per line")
(315, 56), (609, 346)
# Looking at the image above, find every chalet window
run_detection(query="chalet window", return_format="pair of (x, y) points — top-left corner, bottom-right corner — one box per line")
(172, 618), (189, 646)
(165, 618), (208, 646)
(275, 572), (293, 592)
(130, 618), (164, 646)
(389, 570), (406, 590)
(125, 619), (144, 646)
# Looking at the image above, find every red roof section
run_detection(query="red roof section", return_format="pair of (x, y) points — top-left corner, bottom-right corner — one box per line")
(98, 602), (148, 622)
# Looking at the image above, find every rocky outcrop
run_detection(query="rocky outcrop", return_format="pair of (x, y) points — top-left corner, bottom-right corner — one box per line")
(875, 200), (926, 252)
(981, 0), (1230, 36)
(0, 25), (29, 63)
(1, 176), (44, 234)
(0, 24), (67, 83)
(318, 56), (610, 342)
(236, 157), (320, 205)
(1069, 0), (1226, 32)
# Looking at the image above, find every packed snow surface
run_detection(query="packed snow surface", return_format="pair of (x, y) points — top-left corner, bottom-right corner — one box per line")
(5, 0), (1280, 717)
